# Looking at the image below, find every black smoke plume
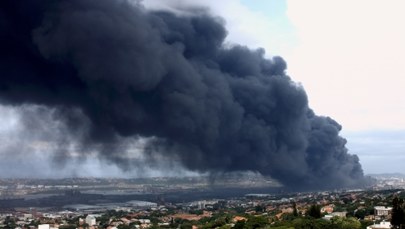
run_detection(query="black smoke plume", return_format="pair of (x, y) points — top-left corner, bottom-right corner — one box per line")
(0, 0), (365, 190)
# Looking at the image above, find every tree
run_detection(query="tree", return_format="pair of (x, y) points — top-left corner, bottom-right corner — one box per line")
(391, 197), (405, 229)
(292, 218), (317, 229)
(97, 215), (111, 227)
(308, 205), (321, 219)
(245, 216), (267, 229)
(293, 202), (299, 217)
(59, 225), (77, 229)
(117, 224), (132, 229)
(341, 217), (361, 229)
(255, 205), (264, 213)
(354, 208), (366, 219)
(233, 220), (245, 229)
(180, 221), (192, 229)
(360, 220), (374, 229)
(3, 216), (16, 229)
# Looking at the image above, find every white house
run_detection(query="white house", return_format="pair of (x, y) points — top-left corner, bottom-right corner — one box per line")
(374, 206), (392, 217)
(85, 215), (97, 226)
(366, 220), (391, 229)
(38, 224), (50, 229)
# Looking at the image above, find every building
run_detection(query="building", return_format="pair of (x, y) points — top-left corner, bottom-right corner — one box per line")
(323, 212), (347, 220)
(374, 206), (392, 219)
(366, 220), (391, 229)
(38, 224), (50, 229)
(321, 205), (334, 214)
(331, 212), (347, 217)
(85, 215), (97, 226)
(232, 216), (247, 222)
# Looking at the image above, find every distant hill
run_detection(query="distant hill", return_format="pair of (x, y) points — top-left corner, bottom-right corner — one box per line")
(367, 173), (405, 179)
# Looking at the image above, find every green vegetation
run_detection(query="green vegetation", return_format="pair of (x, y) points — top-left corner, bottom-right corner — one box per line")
(3, 189), (403, 229)
(2, 216), (16, 229)
(391, 196), (405, 229)
(59, 225), (77, 229)
(161, 209), (363, 229)
(307, 205), (321, 219)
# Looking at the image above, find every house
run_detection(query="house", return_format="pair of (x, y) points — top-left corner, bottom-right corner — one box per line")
(331, 212), (347, 217)
(321, 205), (334, 214)
(38, 224), (50, 229)
(366, 220), (391, 229)
(374, 206), (392, 219)
(232, 216), (247, 222)
(86, 215), (97, 226)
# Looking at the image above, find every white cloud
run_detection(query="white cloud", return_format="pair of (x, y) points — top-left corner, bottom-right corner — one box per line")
(286, 0), (405, 130)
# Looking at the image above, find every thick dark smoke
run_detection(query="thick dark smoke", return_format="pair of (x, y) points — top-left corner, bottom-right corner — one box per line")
(0, 0), (366, 190)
